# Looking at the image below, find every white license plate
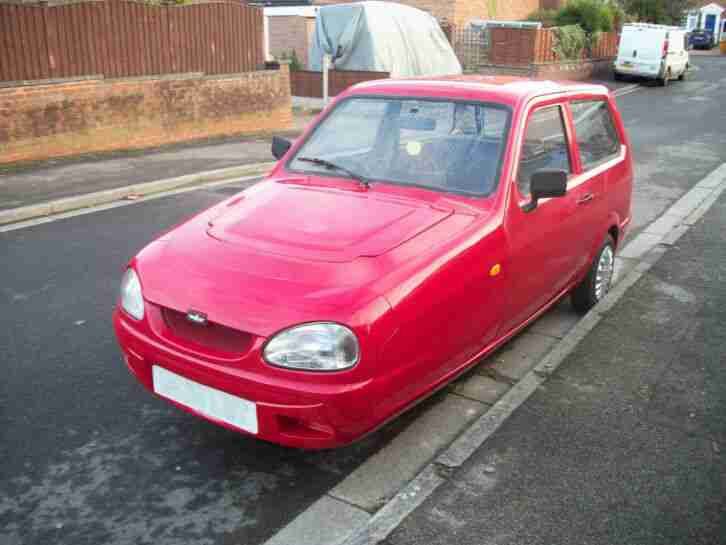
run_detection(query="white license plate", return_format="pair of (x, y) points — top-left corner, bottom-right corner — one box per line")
(152, 366), (258, 434)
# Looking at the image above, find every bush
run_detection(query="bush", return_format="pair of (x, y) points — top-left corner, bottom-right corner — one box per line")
(278, 49), (303, 71)
(555, 0), (615, 56)
(555, 0), (614, 35)
(608, 2), (627, 30)
(526, 8), (559, 27)
(553, 24), (588, 59)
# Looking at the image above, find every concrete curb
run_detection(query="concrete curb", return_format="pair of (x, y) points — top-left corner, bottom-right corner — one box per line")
(0, 161), (276, 226)
(1, 82), (641, 229)
(263, 163), (726, 545)
(336, 163), (726, 545)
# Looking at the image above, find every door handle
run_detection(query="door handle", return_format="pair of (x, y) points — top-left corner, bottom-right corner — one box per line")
(576, 193), (594, 205)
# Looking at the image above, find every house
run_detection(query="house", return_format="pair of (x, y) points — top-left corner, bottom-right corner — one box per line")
(312, 0), (543, 29)
(685, 2), (725, 45)
(262, 3), (319, 65)
(258, 0), (546, 64)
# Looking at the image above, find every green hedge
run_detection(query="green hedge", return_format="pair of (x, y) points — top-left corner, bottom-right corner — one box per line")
(553, 24), (588, 60)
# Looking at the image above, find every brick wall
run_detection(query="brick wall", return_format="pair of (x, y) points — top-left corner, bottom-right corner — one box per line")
(312, 0), (539, 27)
(392, 0), (456, 23)
(452, 0), (541, 28)
(311, 0), (456, 25)
(453, 0), (487, 26)
(490, 0), (541, 23)
(0, 66), (292, 165)
(532, 59), (614, 80)
(268, 15), (316, 68)
(477, 59), (614, 80)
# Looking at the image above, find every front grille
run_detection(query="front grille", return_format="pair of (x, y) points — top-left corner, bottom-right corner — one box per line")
(162, 307), (253, 355)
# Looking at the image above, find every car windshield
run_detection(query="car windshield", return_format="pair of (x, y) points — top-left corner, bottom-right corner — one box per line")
(288, 97), (512, 197)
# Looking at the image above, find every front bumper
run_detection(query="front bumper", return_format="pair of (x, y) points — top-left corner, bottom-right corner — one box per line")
(113, 308), (376, 449)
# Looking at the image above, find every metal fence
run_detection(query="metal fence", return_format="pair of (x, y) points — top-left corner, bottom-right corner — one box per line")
(451, 27), (491, 71)
(0, 0), (264, 82)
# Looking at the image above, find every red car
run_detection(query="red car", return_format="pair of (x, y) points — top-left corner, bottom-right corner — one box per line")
(114, 76), (633, 449)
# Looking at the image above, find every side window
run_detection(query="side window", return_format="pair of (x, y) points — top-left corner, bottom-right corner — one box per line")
(517, 105), (572, 197)
(570, 100), (621, 171)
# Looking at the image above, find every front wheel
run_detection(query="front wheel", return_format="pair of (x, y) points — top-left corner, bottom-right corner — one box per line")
(571, 235), (616, 314)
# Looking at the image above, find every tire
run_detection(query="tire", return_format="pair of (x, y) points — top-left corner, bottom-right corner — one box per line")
(613, 71), (623, 82)
(571, 235), (616, 314)
(678, 65), (688, 81)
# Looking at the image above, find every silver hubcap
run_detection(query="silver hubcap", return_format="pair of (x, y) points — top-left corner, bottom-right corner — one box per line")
(595, 245), (614, 301)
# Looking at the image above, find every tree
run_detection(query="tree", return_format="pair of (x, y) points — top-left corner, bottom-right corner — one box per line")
(624, 0), (693, 24)
(555, 0), (615, 35)
(555, 0), (615, 55)
(624, 0), (666, 23)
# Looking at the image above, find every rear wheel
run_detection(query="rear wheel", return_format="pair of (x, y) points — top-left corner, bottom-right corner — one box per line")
(678, 65), (688, 81)
(614, 71), (623, 81)
(571, 235), (616, 314)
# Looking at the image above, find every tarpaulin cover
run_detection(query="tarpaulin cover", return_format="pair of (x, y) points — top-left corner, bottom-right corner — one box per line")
(308, 1), (462, 77)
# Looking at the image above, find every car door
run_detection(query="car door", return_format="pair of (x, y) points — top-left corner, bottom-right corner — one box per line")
(502, 100), (583, 334)
(668, 31), (687, 76)
(569, 97), (624, 258)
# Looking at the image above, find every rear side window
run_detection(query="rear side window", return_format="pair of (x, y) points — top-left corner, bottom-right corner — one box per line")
(570, 100), (621, 171)
(517, 105), (572, 197)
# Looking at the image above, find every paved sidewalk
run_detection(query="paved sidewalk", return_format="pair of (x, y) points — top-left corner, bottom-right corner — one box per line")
(383, 193), (726, 544)
(0, 78), (632, 214)
(0, 115), (313, 212)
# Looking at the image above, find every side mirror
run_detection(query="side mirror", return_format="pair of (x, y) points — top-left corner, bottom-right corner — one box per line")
(522, 169), (567, 213)
(272, 136), (292, 161)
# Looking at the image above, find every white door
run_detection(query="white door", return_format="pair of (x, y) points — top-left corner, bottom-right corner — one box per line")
(672, 31), (688, 76)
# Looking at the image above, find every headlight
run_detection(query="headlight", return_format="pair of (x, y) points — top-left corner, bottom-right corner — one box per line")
(120, 268), (144, 320)
(263, 323), (359, 371)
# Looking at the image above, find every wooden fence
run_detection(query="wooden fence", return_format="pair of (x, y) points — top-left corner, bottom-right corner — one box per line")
(490, 27), (619, 66)
(0, 0), (264, 82)
(534, 29), (619, 63)
(290, 69), (390, 98)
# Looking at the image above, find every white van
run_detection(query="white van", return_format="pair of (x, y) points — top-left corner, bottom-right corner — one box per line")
(614, 24), (689, 85)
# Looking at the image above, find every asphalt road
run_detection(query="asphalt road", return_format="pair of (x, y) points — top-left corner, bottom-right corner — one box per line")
(0, 181), (421, 545)
(386, 189), (726, 545)
(614, 55), (726, 237)
(1, 55), (725, 545)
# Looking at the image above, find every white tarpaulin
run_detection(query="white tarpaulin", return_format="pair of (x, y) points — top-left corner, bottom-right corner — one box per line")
(309, 1), (462, 77)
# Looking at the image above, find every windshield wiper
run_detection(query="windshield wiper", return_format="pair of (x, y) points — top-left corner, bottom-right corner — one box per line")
(297, 156), (371, 189)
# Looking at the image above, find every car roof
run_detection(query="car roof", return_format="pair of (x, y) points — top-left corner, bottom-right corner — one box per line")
(346, 75), (609, 107)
